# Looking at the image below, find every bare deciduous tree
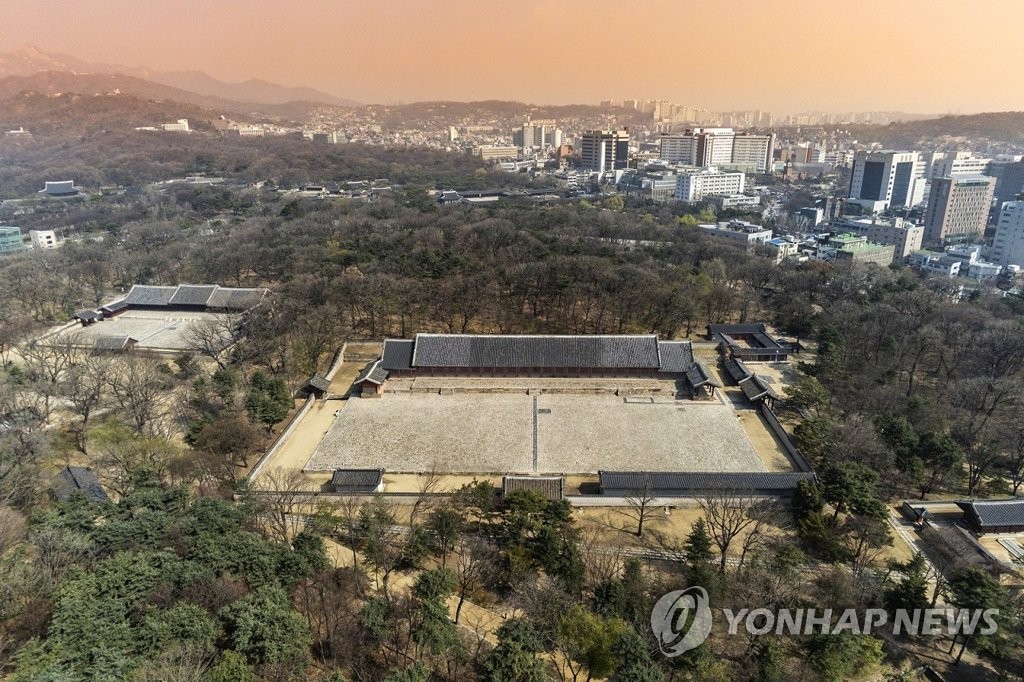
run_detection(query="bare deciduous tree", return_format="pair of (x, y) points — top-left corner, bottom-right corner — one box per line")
(92, 426), (182, 497)
(737, 500), (787, 570)
(107, 357), (170, 435)
(251, 467), (314, 543)
(699, 490), (763, 571)
(184, 313), (238, 370)
(61, 355), (111, 453)
(410, 464), (444, 525)
(452, 538), (487, 624)
(623, 477), (658, 538)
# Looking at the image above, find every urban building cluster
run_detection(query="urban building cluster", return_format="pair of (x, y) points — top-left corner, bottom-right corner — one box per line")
(7, 98), (1023, 294)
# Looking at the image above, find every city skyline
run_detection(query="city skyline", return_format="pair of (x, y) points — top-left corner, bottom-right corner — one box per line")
(3, 0), (1024, 115)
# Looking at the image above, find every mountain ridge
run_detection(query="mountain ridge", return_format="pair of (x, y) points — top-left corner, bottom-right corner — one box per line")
(0, 45), (359, 108)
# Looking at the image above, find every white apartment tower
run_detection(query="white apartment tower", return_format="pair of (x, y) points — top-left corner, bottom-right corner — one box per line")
(659, 128), (774, 172)
(731, 133), (776, 173)
(695, 128), (735, 166)
(991, 202), (1024, 268)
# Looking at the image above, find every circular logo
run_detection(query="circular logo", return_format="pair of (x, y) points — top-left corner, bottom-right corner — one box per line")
(650, 587), (713, 657)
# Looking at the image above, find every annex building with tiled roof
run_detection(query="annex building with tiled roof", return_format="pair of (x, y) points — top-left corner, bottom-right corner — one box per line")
(119, 284), (269, 312)
(957, 499), (1024, 534)
(373, 333), (710, 389)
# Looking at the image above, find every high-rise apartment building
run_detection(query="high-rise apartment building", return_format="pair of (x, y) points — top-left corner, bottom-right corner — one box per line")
(994, 160), (1024, 207)
(579, 130), (630, 173)
(658, 128), (773, 172)
(730, 133), (776, 173)
(921, 151), (992, 179)
(991, 201), (1024, 268)
(848, 150), (925, 212)
(660, 135), (696, 164)
(694, 128), (735, 166)
(922, 176), (995, 245)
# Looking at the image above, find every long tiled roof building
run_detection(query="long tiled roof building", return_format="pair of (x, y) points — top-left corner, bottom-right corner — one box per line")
(117, 284), (269, 312)
(379, 333), (697, 378)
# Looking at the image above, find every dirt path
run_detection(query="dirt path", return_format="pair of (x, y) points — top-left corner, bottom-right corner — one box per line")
(254, 399), (344, 485)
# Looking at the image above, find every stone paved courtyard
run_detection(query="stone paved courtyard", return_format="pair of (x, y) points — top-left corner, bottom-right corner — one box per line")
(305, 392), (768, 474)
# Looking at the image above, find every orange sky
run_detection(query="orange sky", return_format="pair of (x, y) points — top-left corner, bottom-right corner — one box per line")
(3, 0), (1023, 113)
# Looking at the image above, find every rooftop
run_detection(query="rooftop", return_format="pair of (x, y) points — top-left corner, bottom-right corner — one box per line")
(957, 499), (1024, 528)
(53, 466), (108, 502)
(330, 468), (384, 489)
(354, 359), (389, 385)
(599, 470), (814, 493)
(123, 284), (269, 310)
(502, 476), (564, 501)
(411, 333), (663, 369)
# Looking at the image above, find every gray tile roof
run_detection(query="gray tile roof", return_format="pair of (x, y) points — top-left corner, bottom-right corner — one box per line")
(53, 466), (108, 502)
(411, 333), (662, 369)
(381, 339), (415, 371)
(100, 299), (129, 313)
(354, 359), (389, 385)
(708, 323), (768, 337)
(124, 285), (177, 306)
(723, 358), (752, 383)
(657, 340), (694, 373)
(709, 323), (786, 353)
(304, 374), (331, 392)
(169, 284), (218, 306)
(331, 468), (383, 489)
(599, 471), (815, 493)
(684, 361), (722, 388)
(502, 476), (564, 501)
(205, 287), (269, 310)
(75, 310), (102, 322)
(957, 499), (1024, 528)
(740, 374), (780, 401)
(93, 335), (135, 351)
(750, 330), (782, 349)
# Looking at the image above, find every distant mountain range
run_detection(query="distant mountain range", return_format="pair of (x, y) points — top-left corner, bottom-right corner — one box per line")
(0, 45), (359, 108)
(844, 111), (1024, 147)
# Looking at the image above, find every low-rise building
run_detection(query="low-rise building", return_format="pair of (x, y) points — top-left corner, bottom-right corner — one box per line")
(0, 226), (27, 255)
(708, 193), (760, 210)
(477, 145), (519, 161)
(700, 220), (772, 246)
(943, 244), (1002, 281)
(829, 216), (924, 262)
(909, 251), (961, 277)
(40, 180), (80, 197)
(766, 237), (799, 263)
(825, 233), (895, 265)
(160, 119), (190, 132)
(676, 167), (745, 203)
(29, 229), (58, 249)
(616, 170), (678, 202)
(957, 499), (1024, 535)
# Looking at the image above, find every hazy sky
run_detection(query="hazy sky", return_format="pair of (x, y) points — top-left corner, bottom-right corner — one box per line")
(4, 0), (1023, 114)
